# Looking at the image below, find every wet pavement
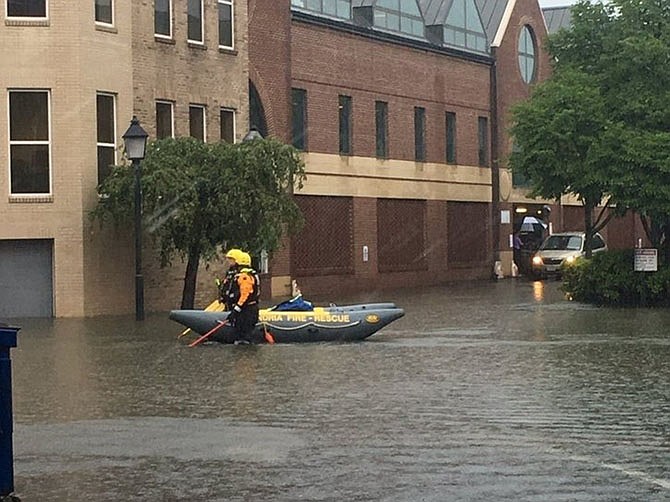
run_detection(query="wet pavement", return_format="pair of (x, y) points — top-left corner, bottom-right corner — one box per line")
(7, 279), (670, 501)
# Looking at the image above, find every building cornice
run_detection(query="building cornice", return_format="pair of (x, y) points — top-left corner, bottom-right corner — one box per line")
(291, 10), (494, 66)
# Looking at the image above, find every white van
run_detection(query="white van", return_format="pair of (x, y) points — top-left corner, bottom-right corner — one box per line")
(531, 232), (607, 277)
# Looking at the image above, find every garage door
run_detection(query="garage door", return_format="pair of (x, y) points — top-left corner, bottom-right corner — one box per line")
(0, 239), (53, 318)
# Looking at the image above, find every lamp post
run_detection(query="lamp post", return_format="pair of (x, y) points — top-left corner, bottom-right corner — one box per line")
(122, 116), (149, 321)
(242, 126), (263, 142)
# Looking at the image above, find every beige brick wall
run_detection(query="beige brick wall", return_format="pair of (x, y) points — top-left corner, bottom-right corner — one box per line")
(1, 1), (249, 316)
(127, 0), (249, 313)
(0, 1), (133, 316)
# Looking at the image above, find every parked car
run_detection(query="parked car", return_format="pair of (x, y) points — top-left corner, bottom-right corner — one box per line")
(531, 232), (607, 277)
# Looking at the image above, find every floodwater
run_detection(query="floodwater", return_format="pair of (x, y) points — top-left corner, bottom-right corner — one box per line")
(7, 280), (670, 501)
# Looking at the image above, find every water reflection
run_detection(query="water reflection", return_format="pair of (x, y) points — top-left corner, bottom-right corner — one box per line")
(9, 280), (670, 501)
(533, 279), (544, 302)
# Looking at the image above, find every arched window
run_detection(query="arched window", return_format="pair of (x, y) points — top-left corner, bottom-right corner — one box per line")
(291, 0), (351, 20)
(374, 0), (425, 38)
(518, 25), (536, 84)
(249, 81), (268, 138)
(443, 0), (488, 54)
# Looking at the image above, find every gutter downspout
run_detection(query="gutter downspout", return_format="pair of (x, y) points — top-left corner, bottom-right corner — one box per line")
(490, 48), (501, 273)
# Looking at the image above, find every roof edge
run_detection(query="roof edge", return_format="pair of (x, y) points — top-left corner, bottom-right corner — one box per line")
(291, 9), (494, 65)
(491, 0), (516, 48)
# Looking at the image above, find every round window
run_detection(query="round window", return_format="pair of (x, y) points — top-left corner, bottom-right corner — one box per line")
(518, 25), (536, 84)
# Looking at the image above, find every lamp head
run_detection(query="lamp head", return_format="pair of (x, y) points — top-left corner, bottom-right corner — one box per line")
(242, 127), (263, 142)
(122, 116), (149, 160)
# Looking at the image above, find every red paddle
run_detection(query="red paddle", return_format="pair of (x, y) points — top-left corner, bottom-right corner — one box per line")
(188, 320), (228, 347)
(261, 322), (275, 344)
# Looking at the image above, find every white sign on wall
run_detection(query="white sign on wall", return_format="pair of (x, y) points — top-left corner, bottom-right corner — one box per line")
(634, 248), (658, 272)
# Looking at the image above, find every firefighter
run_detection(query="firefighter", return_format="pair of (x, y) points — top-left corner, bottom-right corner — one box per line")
(226, 251), (260, 344)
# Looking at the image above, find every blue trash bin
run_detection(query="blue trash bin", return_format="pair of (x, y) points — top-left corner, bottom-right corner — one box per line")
(0, 325), (19, 497)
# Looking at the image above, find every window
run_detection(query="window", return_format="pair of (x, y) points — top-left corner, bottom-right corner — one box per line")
(291, 0), (351, 20)
(591, 234), (606, 250)
(291, 88), (307, 150)
(189, 105), (206, 141)
(374, 0), (424, 38)
(445, 112), (456, 164)
(414, 106), (425, 162)
(443, 0), (488, 54)
(375, 100), (388, 159)
(9, 90), (51, 194)
(518, 25), (536, 84)
(478, 116), (488, 166)
(187, 0), (204, 43)
(7, 0), (46, 17)
(154, 0), (172, 37)
(567, 236), (582, 250)
(95, 0), (113, 25)
(218, 0), (233, 48)
(220, 108), (235, 143)
(156, 101), (174, 139)
(96, 93), (116, 184)
(338, 95), (352, 155)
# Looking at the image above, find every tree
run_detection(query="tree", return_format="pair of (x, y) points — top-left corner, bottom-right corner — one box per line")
(91, 137), (306, 308)
(510, 68), (624, 257)
(547, 0), (670, 262)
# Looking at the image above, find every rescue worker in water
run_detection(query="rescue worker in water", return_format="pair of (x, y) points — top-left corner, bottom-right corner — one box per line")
(221, 249), (260, 344)
(217, 248), (243, 306)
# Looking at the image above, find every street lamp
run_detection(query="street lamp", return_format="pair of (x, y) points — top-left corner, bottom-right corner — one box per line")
(122, 116), (149, 321)
(242, 126), (263, 142)
(241, 127), (264, 271)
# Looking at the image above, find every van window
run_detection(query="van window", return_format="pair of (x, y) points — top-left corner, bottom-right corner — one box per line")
(592, 235), (606, 249)
(567, 236), (582, 250)
(541, 235), (583, 251)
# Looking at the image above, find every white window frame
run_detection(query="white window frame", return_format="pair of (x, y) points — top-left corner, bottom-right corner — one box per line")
(187, 0), (205, 44)
(156, 100), (175, 139)
(94, 0), (114, 27)
(154, 0), (173, 39)
(8, 89), (52, 196)
(189, 104), (207, 142)
(6, 0), (48, 19)
(96, 92), (117, 184)
(217, 0), (234, 50)
(220, 107), (236, 143)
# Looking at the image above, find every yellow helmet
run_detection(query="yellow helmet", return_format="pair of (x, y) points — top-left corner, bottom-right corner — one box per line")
(225, 248), (244, 264)
(238, 252), (252, 267)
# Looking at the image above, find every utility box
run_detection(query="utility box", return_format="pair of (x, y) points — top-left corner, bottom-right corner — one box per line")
(0, 325), (19, 497)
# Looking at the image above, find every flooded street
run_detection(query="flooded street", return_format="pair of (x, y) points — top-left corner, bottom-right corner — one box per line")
(8, 280), (670, 501)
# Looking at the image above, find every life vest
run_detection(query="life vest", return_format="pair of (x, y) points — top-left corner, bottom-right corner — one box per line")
(220, 266), (239, 309)
(228, 267), (260, 307)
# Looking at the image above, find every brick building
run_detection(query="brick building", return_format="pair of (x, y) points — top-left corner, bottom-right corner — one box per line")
(249, 0), (572, 298)
(1, 1), (642, 317)
(0, 0), (248, 316)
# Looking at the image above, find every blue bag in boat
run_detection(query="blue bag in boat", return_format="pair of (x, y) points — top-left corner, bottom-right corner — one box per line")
(270, 295), (313, 312)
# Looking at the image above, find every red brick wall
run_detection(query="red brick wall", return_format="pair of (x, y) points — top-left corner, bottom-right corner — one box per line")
(353, 197), (378, 279)
(248, 0), (292, 141)
(377, 199), (427, 272)
(563, 206), (585, 231)
(448, 201), (490, 265)
(426, 200), (449, 280)
(291, 195), (354, 276)
(495, 0), (553, 161)
(290, 20), (491, 164)
(249, 5), (554, 298)
(604, 211), (637, 250)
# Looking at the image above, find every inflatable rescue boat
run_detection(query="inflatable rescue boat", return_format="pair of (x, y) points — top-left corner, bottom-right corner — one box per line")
(170, 302), (404, 344)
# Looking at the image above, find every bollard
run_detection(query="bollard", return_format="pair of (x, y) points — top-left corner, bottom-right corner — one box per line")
(0, 325), (19, 498)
